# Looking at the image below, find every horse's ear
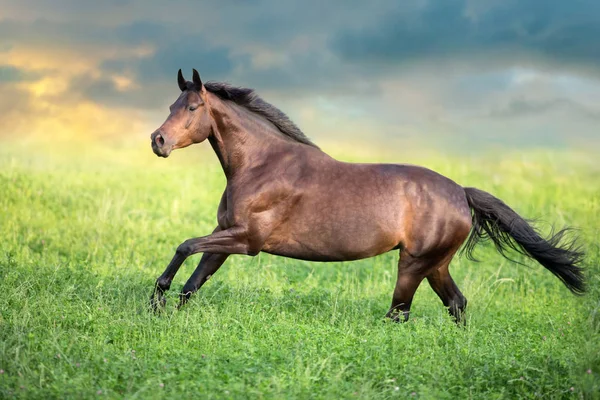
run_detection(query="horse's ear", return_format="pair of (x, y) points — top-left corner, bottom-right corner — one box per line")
(192, 68), (203, 91)
(177, 69), (187, 92)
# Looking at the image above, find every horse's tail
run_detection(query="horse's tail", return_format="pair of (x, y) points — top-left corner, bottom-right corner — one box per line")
(461, 187), (585, 294)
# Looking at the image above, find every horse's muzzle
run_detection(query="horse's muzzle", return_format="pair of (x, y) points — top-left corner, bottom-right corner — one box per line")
(150, 131), (171, 158)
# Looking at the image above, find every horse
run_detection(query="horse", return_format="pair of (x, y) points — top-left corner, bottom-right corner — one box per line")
(149, 69), (585, 323)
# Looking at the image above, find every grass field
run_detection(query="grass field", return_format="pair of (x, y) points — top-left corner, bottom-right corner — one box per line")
(0, 141), (599, 399)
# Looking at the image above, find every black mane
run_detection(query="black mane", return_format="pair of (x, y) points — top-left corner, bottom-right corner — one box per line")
(204, 81), (319, 148)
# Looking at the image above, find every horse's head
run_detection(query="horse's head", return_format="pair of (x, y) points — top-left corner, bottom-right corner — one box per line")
(150, 69), (212, 158)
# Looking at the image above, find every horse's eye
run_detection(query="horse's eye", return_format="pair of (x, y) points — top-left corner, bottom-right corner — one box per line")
(188, 106), (198, 112)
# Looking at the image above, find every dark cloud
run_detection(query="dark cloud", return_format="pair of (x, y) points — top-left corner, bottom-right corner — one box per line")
(77, 76), (168, 109)
(91, 34), (234, 109)
(332, 0), (600, 72)
(138, 43), (232, 82)
(100, 39), (233, 81)
(0, 65), (27, 82)
(114, 20), (168, 45)
(489, 97), (600, 120)
(0, 18), (112, 49)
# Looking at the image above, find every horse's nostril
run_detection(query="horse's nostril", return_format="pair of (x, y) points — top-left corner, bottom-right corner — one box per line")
(155, 134), (165, 147)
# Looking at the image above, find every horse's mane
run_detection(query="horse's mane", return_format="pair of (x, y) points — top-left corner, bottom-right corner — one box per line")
(204, 82), (319, 148)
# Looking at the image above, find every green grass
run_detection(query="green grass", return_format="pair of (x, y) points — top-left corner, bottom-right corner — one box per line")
(1, 141), (599, 399)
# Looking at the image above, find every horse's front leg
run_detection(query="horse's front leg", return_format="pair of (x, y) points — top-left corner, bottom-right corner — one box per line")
(177, 252), (229, 309)
(150, 225), (257, 311)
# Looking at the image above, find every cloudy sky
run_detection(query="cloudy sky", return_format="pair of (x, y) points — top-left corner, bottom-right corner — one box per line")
(1, 0), (600, 150)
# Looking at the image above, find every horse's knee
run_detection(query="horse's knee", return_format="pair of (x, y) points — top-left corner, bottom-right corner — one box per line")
(176, 241), (193, 257)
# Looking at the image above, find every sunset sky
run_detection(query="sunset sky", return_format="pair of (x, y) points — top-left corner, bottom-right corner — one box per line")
(1, 0), (600, 150)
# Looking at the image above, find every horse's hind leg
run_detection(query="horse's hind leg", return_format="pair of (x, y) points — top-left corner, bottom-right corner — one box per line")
(386, 251), (435, 322)
(426, 261), (467, 324)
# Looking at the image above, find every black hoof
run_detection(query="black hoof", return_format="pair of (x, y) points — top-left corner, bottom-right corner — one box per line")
(385, 310), (410, 323)
(177, 291), (192, 310)
(150, 294), (167, 313)
(452, 313), (467, 326)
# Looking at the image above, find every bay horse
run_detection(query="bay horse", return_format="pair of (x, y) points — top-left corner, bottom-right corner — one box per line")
(149, 69), (585, 323)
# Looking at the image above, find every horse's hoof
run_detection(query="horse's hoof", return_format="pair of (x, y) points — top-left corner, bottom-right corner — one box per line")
(150, 295), (167, 313)
(177, 292), (192, 310)
(384, 310), (410, 323)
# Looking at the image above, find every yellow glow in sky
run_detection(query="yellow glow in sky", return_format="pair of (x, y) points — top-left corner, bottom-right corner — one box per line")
(1, 44), (154, 140)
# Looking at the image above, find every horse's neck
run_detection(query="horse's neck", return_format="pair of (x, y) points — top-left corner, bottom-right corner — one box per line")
(207, 96), (299, 180)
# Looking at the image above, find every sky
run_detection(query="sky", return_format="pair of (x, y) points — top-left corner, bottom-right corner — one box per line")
(1, 0), (600, 150)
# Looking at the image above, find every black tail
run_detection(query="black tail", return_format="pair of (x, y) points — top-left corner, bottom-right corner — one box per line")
(462, 187), (585, 294)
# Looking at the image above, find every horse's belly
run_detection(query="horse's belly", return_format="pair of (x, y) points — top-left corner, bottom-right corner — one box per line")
(262, 216), (402, 262)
